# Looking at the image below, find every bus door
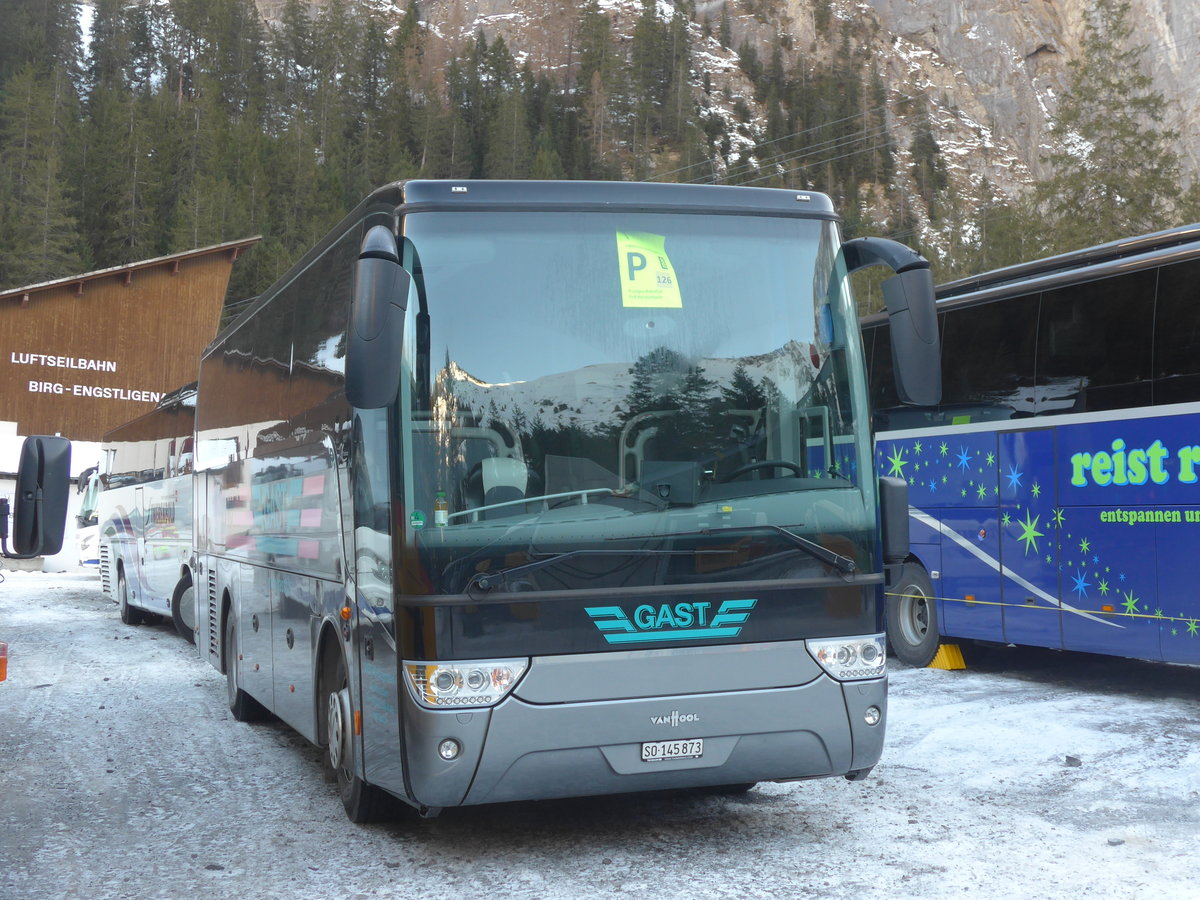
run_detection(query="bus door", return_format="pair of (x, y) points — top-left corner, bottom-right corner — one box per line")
(1055, 419), (1163, 661)
(134, 485), (148, 588)
(932, 431), (1003, 642)
(997, 428), (1063, 649)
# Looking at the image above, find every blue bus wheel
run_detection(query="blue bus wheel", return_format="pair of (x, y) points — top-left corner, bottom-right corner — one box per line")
(887, 563), (939, 667)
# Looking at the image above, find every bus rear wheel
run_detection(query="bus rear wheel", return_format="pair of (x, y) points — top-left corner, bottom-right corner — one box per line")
(887, 562), (940, 668)
(223, 613), (267, 722)
(171, 576), (195, 645)
(326, 653), (391, 823)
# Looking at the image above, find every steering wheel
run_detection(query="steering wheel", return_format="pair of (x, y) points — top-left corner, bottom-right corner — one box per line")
(720, 460), (804, 482)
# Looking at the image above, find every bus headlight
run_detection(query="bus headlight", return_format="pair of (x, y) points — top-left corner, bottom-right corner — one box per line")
(806, 635), (887, 681)
(403, 659), (528, 709)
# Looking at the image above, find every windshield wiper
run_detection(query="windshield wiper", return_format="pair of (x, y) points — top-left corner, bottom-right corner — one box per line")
(645, 525), (857, 575)
(467, 547), (735, 593)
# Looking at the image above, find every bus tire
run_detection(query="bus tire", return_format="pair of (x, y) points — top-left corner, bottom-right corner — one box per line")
(887, 562), (940, 668)
(326, 651), (391, 823)
(171, 575), (195, 645)
(224, 613), (267, 722)
(118, 570), (144, 626)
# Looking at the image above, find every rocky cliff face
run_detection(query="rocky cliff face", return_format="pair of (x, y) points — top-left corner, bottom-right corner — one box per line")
(860, 0), (1200, 179)
(255, 0), (1198, 243)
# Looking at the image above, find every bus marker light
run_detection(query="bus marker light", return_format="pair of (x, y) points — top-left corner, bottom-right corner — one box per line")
(340, 605), (352, 621)
(438, 739), (461, 760)
(965, 594), (977, 606)
(1102, 605), (1115, 613)
(354, 710), (362, 736)
(0, 642), (7, 682)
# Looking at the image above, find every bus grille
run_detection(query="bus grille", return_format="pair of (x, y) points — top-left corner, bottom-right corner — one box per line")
(207, 571), (219, 659)
(99, 544), (112, 596)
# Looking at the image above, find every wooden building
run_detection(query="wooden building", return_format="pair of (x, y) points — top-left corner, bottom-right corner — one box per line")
(0, 238), (259, 442)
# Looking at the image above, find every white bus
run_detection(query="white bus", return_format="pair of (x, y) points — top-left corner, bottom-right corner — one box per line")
(98, 384), (197, 640)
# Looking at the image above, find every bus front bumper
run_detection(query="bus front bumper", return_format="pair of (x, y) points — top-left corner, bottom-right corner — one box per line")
(401, 675), (887, 808)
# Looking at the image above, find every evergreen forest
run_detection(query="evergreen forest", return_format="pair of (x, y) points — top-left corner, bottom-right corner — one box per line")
(1, 0), (1194, 308)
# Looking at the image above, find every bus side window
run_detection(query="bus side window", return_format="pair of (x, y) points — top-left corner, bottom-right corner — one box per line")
(1037, 272), (1153, 415)
(1152, 258), (1200, 405)
(942, 295), (1036, 420)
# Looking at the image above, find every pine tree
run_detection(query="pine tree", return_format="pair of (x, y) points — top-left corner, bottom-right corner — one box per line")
(1035, 0), (1181, 251)
(484, 88), (532, 178)
(0, 66), (89, 288)
(574, 0), (623, 176)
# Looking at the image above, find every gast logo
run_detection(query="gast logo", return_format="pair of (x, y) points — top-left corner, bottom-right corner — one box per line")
(584, 599), (757, 644)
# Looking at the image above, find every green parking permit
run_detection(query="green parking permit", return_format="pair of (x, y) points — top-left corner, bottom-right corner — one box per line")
(616, 231), (682, 308)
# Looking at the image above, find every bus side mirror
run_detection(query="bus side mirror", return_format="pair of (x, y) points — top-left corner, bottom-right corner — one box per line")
(841, 236), (941, 407)
(878, 476), (910, 566)
(1, 435), (71, 558)
(346, 224), (410, 410)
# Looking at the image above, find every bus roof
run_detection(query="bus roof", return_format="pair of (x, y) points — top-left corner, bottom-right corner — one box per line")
(936, 222), (1200, 300)
(391, 179), (838, 217)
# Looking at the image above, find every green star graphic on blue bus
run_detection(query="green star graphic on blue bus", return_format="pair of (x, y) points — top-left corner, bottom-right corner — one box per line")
(886, 447), (907, 477)
(1017, 510), (1043, 556)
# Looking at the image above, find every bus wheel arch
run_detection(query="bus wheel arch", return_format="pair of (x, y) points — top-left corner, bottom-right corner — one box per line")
(222, 591), (267, 722)
(316, 626), (391, 822)
(886, 559), (940, 668)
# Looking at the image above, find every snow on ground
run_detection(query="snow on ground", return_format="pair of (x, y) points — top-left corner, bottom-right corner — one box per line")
(1, 572), (1198, 900)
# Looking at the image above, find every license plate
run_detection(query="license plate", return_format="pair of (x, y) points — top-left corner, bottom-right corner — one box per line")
(641, 738), (703, 762)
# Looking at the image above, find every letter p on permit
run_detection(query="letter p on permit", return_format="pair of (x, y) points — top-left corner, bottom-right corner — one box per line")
(626, 251), (647, 281)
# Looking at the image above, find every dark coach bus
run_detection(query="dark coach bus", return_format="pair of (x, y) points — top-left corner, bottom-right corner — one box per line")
(194, 179), (939, 820)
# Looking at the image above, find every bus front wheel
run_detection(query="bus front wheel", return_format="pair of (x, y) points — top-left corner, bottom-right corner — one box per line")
(118, 570), (144, 626)
(886, 562), (940, 668)
(326, 652), (391, 823)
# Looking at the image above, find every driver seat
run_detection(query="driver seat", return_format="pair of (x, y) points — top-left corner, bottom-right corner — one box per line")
(463, 458), (532, 519)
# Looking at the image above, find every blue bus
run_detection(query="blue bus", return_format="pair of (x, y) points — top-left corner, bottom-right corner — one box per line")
(864, 224), (1200, 667)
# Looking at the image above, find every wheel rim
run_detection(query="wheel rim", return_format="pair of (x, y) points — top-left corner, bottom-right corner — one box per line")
(896, 582), (930, 646)
(118, 575), (128, 615)
(327, 686), (352, 772)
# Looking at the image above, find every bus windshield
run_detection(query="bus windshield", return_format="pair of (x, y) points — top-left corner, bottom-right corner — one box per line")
(397, 209), (870, 595)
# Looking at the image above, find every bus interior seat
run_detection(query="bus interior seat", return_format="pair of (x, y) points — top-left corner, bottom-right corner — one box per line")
(463, 457), (536, 518)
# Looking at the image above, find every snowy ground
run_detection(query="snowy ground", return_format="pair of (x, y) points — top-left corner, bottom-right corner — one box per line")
(1, 571), (1198, 900)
